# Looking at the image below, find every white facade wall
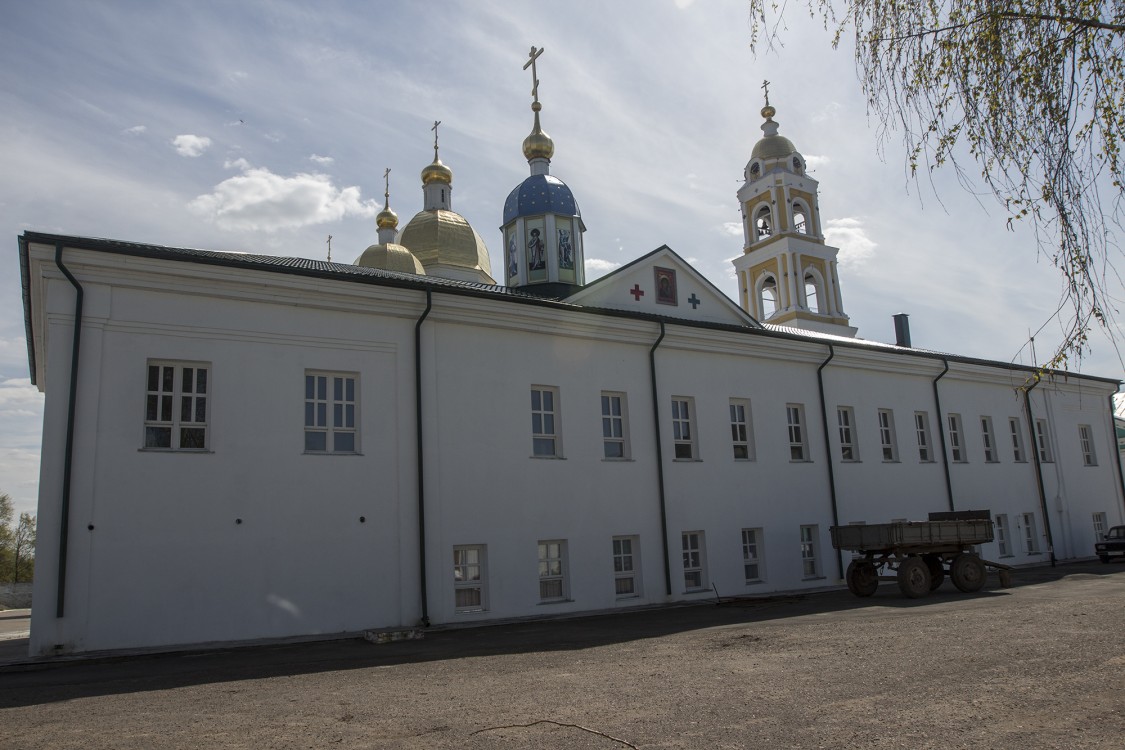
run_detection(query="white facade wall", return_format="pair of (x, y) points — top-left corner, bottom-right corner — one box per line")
(24, 241), (1125, 655)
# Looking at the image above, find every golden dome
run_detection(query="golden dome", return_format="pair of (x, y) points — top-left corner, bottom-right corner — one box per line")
(354, 242), (425, 275)
(399, 209), (493, 280)
(421, 157), (452, 186)
(376, 205), (398, 230)
(522, 102), (555, 161)
(751, 134), (798, 160)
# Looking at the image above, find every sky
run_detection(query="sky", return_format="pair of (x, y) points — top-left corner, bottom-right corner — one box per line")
(2, 0), (1123, 519)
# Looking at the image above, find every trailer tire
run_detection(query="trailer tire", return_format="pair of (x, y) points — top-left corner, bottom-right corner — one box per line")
(951, 553), (986, 593)
(846, 560), (879, 597)
(923, 554), (944, 591)
(897, 557), (931, 598)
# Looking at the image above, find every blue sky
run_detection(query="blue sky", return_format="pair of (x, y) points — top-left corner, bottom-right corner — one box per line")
(1, 0), (1122, 517)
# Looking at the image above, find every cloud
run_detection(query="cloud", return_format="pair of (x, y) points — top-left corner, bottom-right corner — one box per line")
(585, 258), (621, 280)
(122, 125), (147, 136)
(188, 162), (377, 231)
(824, 217), (877, 268)
(803, 154), (830, 171)
(673, 0), (696, 7)
(223, 157), (252, 171)
(721, 221), (743, 236)
(309, 154), (334, 165)
(172, 134), (212, 157)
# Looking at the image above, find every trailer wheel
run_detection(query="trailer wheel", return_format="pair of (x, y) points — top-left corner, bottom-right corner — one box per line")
(950, 553), (986, 593)
(923, 554), (944, 591)
(846, 560), (879, 597)
(897, 557), (931, 598)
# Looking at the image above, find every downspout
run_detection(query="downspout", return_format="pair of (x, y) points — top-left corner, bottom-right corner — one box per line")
(815, 344), (843, 580)
(931, 359), (955, 512)
(54, 245), (83, 619)
(1023, 377), (1056, 566)
(1109, 392), (1125, 522)
(648, 321), (671, 596)
(415, 289), (433, 626)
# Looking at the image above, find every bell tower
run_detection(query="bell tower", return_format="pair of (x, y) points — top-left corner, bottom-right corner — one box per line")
(731, 85), (856, 337)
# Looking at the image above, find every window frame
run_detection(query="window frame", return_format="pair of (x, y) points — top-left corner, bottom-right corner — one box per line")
(143, 360), (210, 451)
(681, 531), (707, 592)
(671, 397), (697, 460)
(453, 545), (487, 613)
(837, 406), (859, 462)
(1079, 424), (1097, 466)
(787, 403), (809, 462)
(948, 413), (966, 463)
(303, 371), (359, 454)
(1093, 512), (1108, 540)
(612, 535), (641, 598)
(980, 415), (998, 463)
(1009, 417), (1026, 462)
(1035, 419), (1054, 463)
(729, 398), (755, 461)
(741, 528), (764, 583)
(914, 411), (933, 462)
(877, 408), (899, 462)
(531, 386), (562, 458)
(537, 539), (569, 602)
(1021, 512), (1041, 554)
(600, 392), (630, 460)
(800, 524), (820, 578)
(995, 514), (1012, 557)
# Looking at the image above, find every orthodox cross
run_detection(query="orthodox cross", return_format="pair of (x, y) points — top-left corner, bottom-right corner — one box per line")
(383, 167), (391, 202)
(762, 79), (770, 107)
(687, 293), (701, 309)
(524, 45), (544, 103)
(629, 284), (645, 301)
(326, 234), (333, 262)
(431, 120), (441, 159)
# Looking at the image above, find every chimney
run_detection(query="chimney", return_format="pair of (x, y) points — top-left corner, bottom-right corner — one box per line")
(893, 313), (911, 348)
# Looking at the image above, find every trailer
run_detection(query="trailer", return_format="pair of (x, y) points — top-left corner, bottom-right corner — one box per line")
(831, 511), (1014, 599)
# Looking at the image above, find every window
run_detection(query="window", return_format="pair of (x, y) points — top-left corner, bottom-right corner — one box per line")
(1009, 417), (1026, 462)
(741, 528), (764, 583)
(837, 407), (859, 461)
(1079, 425), (1097, 466)
(980, 416), (998, 463)
(612, 536), (640, 598)
(948, 414), (966, 462)
(1093, 512), (1108, 541)
(1035, 419), (1053, 462)
(730, 399), (755, 460)
(800, 525), (820, 578)
(531, 387), (561, 457)
(672, 397), (696, 460)
(995, 514), (1012, 557)
(304, 372), (358, 453)
(877, 409), (898, 462)
(787, 403), (808, 461)
(681, 532), (707, 591)
(793, 203), (809, 234)
(601, 392), (629, 459)
(914, 412), (933, 462)
(755, 205), (772, 240)
(538, 540), (568, 601)
(803, 275), (819, 313)
(144, 361), (209, 450)
(1021, 513), (1040, 554)
(453, 545), (486, 612)
(758, 277), (778, 318)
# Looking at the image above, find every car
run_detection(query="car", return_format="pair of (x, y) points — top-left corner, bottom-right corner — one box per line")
(1095, 525), (1125, 563)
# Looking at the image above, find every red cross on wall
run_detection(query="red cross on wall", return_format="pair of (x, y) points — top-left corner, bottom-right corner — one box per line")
(629, 284), (644, 301)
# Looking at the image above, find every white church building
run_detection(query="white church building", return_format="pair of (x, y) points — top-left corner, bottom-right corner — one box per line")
(18, 70), (1125, 656)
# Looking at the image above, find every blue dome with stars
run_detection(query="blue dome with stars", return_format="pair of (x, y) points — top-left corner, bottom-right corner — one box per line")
(503, 174), (581, 225)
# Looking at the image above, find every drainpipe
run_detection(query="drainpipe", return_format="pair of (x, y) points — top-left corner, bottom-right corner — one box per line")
(648, 322), (671, 596)
(931, 359), (955, 512)
(1023, 377), (1056, 566)
(815, 344), (843, 580)
(1109, 392), (1125, 522)
(54, 245), (84, 619)
(415, 289), (433, 626)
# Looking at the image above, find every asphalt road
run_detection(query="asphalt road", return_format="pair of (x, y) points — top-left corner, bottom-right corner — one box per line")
(1, 562), (1123, 749)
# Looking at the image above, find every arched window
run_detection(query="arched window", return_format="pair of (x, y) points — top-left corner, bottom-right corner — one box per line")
(757, 275), (778, 319)
(792, 156), (803, 174)
(749, 162), (761, 179)
(792, 202), (808, 235)
(803, 268), (826, 314)
(754, 206), (772, 241)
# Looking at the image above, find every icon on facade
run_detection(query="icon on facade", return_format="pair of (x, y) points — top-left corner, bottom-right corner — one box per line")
(655, 266), (677, 305)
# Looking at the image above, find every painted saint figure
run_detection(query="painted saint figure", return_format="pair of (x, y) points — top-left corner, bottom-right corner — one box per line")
(558, 228), (573, 269)
(507, 233), (518, 278)
(527, 228), (545, 270)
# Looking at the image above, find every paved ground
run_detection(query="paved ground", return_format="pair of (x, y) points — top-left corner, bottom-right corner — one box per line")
(1, 562), (1123, 749)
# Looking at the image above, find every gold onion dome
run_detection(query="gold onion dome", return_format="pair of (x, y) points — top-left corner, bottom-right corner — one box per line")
(354, 242), (425, 275)
(750, 103), (797, 161)
(522, 102), (555, 161)
(376, 204), (398, 230)
(399, 210), (492, 277)
(420, 156), (452, 185)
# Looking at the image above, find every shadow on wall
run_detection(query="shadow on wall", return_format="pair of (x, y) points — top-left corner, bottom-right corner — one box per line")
(0, 583), (33, 609)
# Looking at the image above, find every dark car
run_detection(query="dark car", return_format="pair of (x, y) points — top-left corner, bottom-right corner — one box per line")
(1095, 525), (1125, 563)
